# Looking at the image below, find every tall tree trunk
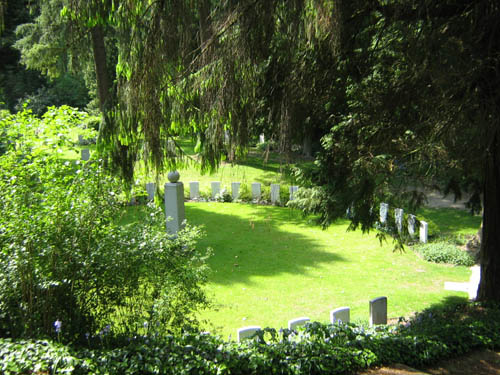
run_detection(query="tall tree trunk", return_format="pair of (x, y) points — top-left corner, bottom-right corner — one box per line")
(90, 25), (133, 181)
(477, 130), (500, 301)
(90, 25), (112, 113)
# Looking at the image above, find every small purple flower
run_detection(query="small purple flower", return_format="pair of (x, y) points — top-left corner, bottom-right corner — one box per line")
(143, 321), (148, 329)
(85, 332), (90, 340)
(54, 320), (62, 333)
(103, 324), (111, 334)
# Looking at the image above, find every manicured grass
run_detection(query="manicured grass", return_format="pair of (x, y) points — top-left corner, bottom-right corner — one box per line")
(86, 134), (481, 338)
(166, 148), (301, 194)
(416, 207), (481, 237)
(146, 202), (473, 339)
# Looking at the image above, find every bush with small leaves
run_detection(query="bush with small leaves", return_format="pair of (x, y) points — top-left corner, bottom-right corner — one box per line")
(413, 242), (475, 266)
(0, 107), (211, 341)
(1, 302), (500, 375)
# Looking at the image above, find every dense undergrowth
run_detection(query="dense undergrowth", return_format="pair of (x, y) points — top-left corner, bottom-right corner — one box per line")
(0, 107), (212, 341)
(1, 302), (499, 374)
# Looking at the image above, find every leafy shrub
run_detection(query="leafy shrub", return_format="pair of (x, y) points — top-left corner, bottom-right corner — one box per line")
(279, 184), (290, 206)
(81, 115), (101, 131)
(237, 182), (253, 202)
(214, 187), (232, 202)
(15, 74), (90, 116)
(0, 107), (211, 341)
(413, 242), (475, 266)
(256, 140), (277, 152)
(1, 302), (500, 375)
(415, 214), (439, 238)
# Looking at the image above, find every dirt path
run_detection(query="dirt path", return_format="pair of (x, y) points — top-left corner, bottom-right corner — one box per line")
(423, 190), (471, 210)
(358, 350), (500, 375)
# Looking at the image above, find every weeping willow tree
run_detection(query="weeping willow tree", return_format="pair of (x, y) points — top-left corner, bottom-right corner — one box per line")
(57, 0), (344, 180)
(16, 0), (500, 301)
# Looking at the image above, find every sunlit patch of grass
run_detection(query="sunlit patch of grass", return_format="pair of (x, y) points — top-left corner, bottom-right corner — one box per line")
(122, 202), (473, 339)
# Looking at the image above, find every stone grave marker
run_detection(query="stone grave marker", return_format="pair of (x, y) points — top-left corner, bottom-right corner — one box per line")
(237, 326), (261, 342)
(146, 182), (156, 201)
(232, 182), (241, 200)
(395, 208), (404, 233)
(330, 307), (350, 324)
(420, 221), (428, 243)
(211, 182), (221, 199)
(251, 183), (261, 200)
(380, 203), (389, 224)
(270, 184), (280, 204)
(259, 133), (265, 143)
(289, 186), (299, 201)
(167, 139), (176, 156)
(408, 214), (416, 237)
(189, 181), (200, 199)
(81, 148), (90, 161)
(369, 296), (387, 326)
(288, 317), (310, 331)
(164, 171), (185, 235)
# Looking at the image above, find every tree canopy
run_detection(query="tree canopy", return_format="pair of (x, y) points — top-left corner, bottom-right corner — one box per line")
(10, 0), (500, 301)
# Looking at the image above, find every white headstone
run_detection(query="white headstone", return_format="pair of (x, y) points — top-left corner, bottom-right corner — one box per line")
(408, 214), (416, 237)
(369, 296), (387, 326)
(330, 307), (350, 324)
(259, 134), (265, 144)
(189, 181), (200, 199)
(232, 182), (241, 200)
(288, 317), (310, 331)
(81, 149), (90, 161)
(146, 182), (156, 201)
(289, 186), (299, 201)
(164, 174), (185, 235)
(380, 203), (389, 224)
(237, 326), (261, 342)
(251, 183), (261, 200)
(270, 184), (280, 204)
(419, 221), (428, 243)
(395, 208), (404, 233)
(211, 182), (221, 199)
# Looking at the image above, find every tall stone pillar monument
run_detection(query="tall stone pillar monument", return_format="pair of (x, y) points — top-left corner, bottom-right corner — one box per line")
(164, 171), (185, 235)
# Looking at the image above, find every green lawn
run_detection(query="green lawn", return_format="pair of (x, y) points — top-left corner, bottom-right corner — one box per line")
(91, 134), (481, 339)
(165, 202), (476, 339)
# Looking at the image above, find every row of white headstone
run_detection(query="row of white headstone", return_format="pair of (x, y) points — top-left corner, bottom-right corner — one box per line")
(145, 182), (300, 204)
(237, 296), (388, 342)
(379, 203), (428, 243)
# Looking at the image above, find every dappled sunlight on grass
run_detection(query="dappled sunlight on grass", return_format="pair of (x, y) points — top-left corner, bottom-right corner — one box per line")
(416, 207), (481, 236)
(177, 203), (473, 337)
(119, 201), (479, 338)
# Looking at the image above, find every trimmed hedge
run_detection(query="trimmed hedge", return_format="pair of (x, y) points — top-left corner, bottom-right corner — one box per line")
(1, 302), (500, 374)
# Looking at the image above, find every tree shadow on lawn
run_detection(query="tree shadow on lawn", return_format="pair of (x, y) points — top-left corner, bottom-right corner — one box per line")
(186, 203), (347, 286)
(425, 294), (470, 311)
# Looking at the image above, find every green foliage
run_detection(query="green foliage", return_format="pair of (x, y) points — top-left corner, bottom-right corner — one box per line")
(237, 182), (253, 202)
(414, 215), (440, 239)
(214, 187), (232, 203)
(80, 114), (101, 130)
(0, 107), (211, 341)
(1, 302), (500, 374)
(14, 74), (90, 116)
(413, 242), (475, 267)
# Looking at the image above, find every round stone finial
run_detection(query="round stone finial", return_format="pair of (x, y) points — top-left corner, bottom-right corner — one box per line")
(168, 171), (180, 183)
